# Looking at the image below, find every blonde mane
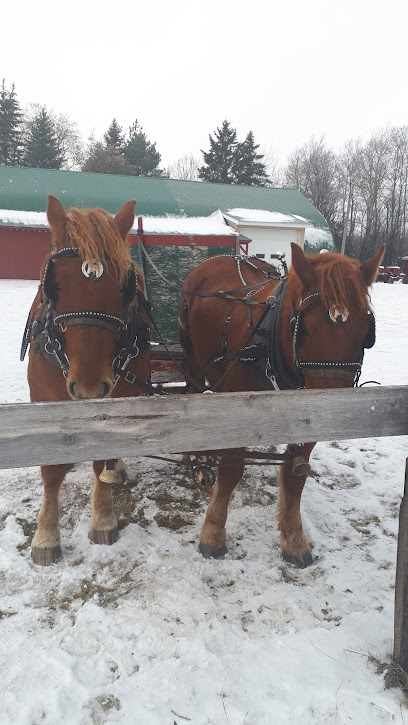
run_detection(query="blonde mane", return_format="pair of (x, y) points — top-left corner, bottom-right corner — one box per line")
(288, 252), (372, 314)
(62, 207), (132, 285)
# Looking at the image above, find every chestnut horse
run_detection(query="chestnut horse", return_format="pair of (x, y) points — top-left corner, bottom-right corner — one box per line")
(179, 242), (384, 567)
(22, 196), (150, 565)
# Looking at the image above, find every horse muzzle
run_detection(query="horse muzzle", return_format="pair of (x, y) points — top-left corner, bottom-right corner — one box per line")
(67, 377), (113, 400)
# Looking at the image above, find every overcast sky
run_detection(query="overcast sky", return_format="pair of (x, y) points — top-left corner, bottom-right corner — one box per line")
(2, 0), (407, 169)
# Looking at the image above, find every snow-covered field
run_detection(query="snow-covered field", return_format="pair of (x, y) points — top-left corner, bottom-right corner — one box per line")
(1, 280), (408, 724)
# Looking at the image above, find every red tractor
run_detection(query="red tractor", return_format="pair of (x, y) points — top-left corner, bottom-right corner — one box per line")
(376, 265), (405, 283)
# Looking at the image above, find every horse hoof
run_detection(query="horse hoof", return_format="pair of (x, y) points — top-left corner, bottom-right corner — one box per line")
(89, 528), (119, 545)
(31, 545), (62, 565)
(282, 549), (314, 568)
(199, 542), (228, 559)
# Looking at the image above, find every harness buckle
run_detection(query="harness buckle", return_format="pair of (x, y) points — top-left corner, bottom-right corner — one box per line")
(124, 371), (136, 385)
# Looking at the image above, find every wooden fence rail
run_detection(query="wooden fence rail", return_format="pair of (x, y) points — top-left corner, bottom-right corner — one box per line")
(1, 385), (408, 680)
(1, 385), (408, 471)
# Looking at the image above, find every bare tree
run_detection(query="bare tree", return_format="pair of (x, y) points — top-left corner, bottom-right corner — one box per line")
(261, 145), (284, 186)
(53, 112), (84, 170)
(336, 139), (362, 255)
(168, 153), (200, 181)
(382, 126), (408, 265)
(285, 135), (339, 233)
(355, 130), (389, 260)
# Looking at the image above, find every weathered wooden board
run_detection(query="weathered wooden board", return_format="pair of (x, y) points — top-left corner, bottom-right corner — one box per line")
(393, 458), (408, 674)
(0, 386), (407, 470)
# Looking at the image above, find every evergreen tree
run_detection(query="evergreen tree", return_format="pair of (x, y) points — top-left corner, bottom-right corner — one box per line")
(234, 131), (270, 186)
(103, 118), (125, 152)
(82, 141), (128, 175)
(0, 80), (23, 166)
(198, 120), (238, 183)
(123, 120), (164, 176)
(24, 106), (63, 169)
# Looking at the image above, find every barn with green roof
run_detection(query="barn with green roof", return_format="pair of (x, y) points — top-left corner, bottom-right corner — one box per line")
(0, 166), (333, 345)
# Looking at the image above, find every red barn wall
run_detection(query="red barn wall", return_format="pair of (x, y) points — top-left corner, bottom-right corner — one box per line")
(0, 227), (52, 279)
(0, 227), (239, 280)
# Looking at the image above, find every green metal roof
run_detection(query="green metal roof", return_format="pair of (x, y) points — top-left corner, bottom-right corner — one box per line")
(0, 166), (331, 232)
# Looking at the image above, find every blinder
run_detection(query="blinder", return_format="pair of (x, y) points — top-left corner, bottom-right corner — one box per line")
(42, 247), (79, 302)
(123, 266), (137, 306)
(363, 312), (376, 349)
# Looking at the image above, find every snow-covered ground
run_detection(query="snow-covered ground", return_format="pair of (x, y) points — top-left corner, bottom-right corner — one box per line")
(0, 280), (407, 724)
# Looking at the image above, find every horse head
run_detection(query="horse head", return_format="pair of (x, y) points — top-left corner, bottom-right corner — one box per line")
(45, 195), (137, 400)
(288, 242), (385, 388)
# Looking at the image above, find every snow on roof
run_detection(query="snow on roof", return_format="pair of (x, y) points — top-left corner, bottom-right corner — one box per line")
(0, 209), (49, 228)
(225, 208), (309, 225)
(304, 226), (334, 249)
(0, 208), (236, 237)
(139, 210), (236, 236)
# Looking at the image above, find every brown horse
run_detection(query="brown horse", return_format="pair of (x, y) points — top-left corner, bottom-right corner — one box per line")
(22, 196), (150, 565)
(179, 242), (384, 567)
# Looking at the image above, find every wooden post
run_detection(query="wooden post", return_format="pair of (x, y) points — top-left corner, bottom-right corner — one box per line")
(393, 457), (408, 674)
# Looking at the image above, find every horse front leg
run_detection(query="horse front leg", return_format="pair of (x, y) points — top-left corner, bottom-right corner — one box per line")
(31, 463), (66, 565)
(278, 442), (315, 568)
(89, 461), (119, 545)
(199, 449), (245, 558)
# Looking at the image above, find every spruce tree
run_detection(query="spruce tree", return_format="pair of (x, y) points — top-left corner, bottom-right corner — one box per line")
(24, 106), (63, 169)
(103, 119), (125, 152)
(123, 120), (163, 176)
(198, 120), (238, 183)
(234, 131), (269, 186)
(0, 80), (23, 166)
(82, 141), (128, 175)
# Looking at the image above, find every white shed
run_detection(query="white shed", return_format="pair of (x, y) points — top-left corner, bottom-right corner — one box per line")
(223, 208), (333, 263)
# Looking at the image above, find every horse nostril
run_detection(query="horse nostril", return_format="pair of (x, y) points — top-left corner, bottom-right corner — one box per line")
(68, 381), (77, 398)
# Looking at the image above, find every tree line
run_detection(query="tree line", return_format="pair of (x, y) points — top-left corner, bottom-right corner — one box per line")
(286, 131), (408, 264)
(0, 81), (270, 184)
(2, 79), (408, 262)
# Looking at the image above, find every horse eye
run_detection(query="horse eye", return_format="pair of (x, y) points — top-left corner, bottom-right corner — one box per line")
(298, 326), (309, 340)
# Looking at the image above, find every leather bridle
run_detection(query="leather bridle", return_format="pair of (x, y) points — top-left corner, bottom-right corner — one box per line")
(290, 290), (376, 387)
(21, 247), (151, 392)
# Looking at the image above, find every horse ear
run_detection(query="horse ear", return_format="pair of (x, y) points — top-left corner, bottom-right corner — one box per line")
(47, 195), (67, 244)
(114, 200), (136, 240)
(290, 242), (317, 290)
(360, 244), (385, 286)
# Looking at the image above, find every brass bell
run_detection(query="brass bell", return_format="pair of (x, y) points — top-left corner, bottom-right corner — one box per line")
(292, 456), (311, 477)
(99, 458), (126, 484)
